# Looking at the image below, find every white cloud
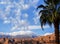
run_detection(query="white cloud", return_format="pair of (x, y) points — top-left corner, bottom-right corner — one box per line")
(5, 5), (13, 12)
(0, 0), (41, 32)
(11, 25), (50, 31)
(28, 25), (50, 30)
(9, 31), (35, 36)
(1, 31), (36, 36)
(0, 1), (6, 4)
(33, 9), (41, 24)
(23, 13), (28, 18)
(22, 4), (30, 9)
(33, 16), (40, 24)
(44, 33), (53, 36)
(29, 0), (39, 7)
(11, 25), (18, 31)
(3, 20), (10, 24)
(0, 0), (53, 37)
(0, 32), (4, 35)
(11, 20), (29, 31)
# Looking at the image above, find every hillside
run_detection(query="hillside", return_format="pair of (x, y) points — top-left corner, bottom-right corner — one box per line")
(0, 33), (60, 44)
(33, 33), (60, 44)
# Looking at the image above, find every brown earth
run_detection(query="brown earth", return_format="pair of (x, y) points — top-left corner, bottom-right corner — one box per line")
(0, 34), (60, 44)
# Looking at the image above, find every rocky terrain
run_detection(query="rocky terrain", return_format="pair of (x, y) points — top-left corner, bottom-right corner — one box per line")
(0, 33), (60, 44)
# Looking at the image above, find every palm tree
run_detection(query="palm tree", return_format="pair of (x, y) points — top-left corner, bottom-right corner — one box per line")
(37, 0), (60, 44)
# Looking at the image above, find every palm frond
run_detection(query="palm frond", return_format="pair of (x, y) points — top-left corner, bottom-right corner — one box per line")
(47, 16), (53, 26)
(44, 0), (49, 5)
(53, 0), (60, 5)
(40, 13), (47, 30)
(37, 0), (60, 30)
(37, 5), (46, 9)
(39, 9), (50, 14)
(58, 7), (60, 12)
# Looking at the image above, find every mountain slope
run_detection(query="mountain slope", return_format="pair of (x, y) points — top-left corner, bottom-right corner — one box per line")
(0, 31), (37, 38)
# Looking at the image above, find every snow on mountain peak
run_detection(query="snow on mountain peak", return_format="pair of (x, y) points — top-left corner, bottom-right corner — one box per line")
(0, 31), (37, 38)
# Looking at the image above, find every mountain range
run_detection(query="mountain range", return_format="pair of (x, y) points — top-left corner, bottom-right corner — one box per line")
(0, 32), (37, 38)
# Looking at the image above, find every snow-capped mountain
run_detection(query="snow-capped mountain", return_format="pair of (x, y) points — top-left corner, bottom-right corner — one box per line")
(0, 31), (37, 38)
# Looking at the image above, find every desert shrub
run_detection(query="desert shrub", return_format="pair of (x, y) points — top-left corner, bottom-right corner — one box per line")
(29, 40), (33, 44)
(0, 42), (2, 44)
(8, 39), (15, 44)
(24, 40), (30, 44)
(36, 41), (40, 44)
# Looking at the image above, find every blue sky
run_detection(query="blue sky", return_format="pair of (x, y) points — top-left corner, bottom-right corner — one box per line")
(0, 0), (54, 36)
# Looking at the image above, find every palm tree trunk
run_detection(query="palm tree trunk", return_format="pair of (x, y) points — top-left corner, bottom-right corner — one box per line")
(54, 20), (59, 44)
